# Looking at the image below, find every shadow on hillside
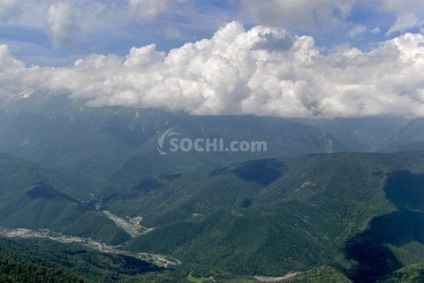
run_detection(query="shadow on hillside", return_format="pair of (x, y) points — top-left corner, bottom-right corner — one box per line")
(345, 170), (424, 283)
(26, 183), (80, 204)
(232, 159), (284, 186)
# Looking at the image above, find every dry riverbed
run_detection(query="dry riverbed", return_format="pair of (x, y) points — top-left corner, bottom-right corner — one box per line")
(0, 227), (180, 268)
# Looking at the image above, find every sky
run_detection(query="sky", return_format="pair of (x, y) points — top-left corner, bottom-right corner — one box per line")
(1, 0), (424, 117)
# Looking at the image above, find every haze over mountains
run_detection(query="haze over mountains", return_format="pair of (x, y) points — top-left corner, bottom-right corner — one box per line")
(0, 90), (422, 174)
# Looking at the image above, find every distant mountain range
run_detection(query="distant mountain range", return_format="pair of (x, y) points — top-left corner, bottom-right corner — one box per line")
(1, 90), (424, 188)
(0, 90), (347, 192)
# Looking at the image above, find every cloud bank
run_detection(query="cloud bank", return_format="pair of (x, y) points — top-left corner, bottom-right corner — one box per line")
(1, 22), (424, 118)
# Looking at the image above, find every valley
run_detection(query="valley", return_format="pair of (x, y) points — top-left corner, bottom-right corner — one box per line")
(0, 93), (423, 282)
(0, 227), (180, 268)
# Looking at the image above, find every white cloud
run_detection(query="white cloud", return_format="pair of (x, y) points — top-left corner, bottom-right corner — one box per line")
(348, 24), (366, 38)
(46, 2), (81, 47)
(0, 0), (21, 22)
(240, 0), (357, 29)
(129, 0), (169, 21)
(382, 0), (424, 34)
(1, 22), (424, 117)
(387, 14), (424, 35)
(347, 24), (381, 38)
(0, 44), (26, 71)
(0, 45), (26, 92)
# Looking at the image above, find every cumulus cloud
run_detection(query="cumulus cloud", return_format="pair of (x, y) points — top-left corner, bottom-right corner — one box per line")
(240, 0), (356, 29)
(0, 0), (21, 22)
(0, 45), (26, 92)
(1, 22), (424, 117)
(46, 2), (81, 47)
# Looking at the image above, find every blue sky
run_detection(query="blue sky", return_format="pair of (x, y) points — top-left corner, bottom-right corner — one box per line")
(1, 0), (424, 118)
(1, 0), (422, 66)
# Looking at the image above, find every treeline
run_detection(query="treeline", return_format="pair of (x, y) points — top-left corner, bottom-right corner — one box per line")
(0, 238), (84, 283)
(0, 237), (162, 283)
(0, 259), (83, 283)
